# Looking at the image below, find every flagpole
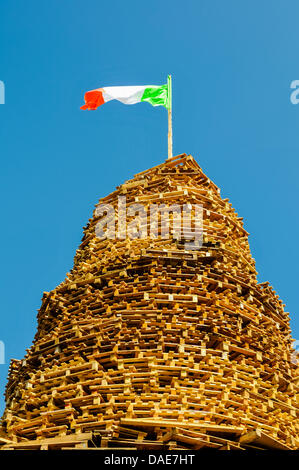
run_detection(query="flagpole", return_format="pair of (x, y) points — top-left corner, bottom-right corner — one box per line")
(167, 75), (173, 159)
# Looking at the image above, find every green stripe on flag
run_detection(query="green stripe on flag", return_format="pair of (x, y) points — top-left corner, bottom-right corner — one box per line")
(140, 84), (168, 108)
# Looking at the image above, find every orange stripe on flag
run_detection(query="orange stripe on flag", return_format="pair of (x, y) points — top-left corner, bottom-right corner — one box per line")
(80, 89), (105, 110)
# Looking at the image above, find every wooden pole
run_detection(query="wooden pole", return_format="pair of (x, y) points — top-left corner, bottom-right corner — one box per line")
(167, 75), (173, 159)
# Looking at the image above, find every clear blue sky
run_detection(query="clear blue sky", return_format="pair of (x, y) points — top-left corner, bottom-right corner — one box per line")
(0, 0), (298, 415)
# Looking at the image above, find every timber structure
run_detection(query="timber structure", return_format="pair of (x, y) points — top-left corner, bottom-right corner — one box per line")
(1, 154), (298, 450)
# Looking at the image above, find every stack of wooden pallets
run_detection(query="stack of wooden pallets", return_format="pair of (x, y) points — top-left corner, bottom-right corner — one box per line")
(1, 154), (298, 450)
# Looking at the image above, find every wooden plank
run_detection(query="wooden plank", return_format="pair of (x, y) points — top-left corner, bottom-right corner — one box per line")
(239, 429), (292, 450)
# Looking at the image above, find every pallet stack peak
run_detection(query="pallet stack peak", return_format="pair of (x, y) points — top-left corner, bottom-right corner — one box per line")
(1, 154), (298, 450)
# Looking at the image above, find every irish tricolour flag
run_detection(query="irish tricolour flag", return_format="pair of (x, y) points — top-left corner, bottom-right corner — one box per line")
(81, 76), (173, 159)
(81, 83), (169, 111)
